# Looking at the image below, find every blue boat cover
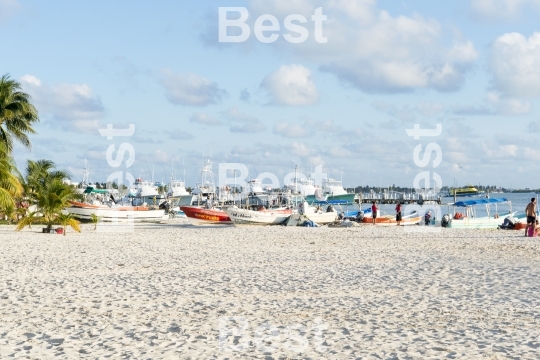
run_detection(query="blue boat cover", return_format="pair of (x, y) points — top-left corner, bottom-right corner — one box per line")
(454, 198), (508, 207)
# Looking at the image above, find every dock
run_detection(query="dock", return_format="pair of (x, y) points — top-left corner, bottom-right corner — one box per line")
(355, 191), (442, 205)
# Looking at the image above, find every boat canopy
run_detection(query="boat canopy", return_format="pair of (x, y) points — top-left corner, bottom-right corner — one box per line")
(454, 198), (508, 207)
(83, 186), (109, 194)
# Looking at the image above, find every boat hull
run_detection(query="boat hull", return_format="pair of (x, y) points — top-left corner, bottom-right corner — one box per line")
(287, 211), (338, 225)
(447, 217), (505, 229)
(180, 206), (232, 225)
(362, 215), (422, 226)
(224, 208), (292, 225)
(66, 201), (167, 223)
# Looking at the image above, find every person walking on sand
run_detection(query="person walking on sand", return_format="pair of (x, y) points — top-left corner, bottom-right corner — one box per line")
(525, 197), (537, 236)
(395, 202), (402, 226)
(371, 201), (378, 225)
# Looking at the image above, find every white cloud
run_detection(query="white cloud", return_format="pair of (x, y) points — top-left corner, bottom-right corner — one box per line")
(189, 112), (221, 126)
(527, 121), (540, 132)
(261, 65), (319, 106)
(486, 92), (531, 115)
(489, 32), (540, 97)
(160, 69), (226, 106)
(326, 146), (356, 159)
(288, 142), (313, 157)
(169, 130), (194, 140)
(0, 0), (21, 24)
(20, 75), (105, 133)
(451, 91), (531, 116)
(246, 1), (478, 93)
(371, 101), (416, 121)
(416, 101), (445, 117)
(273, 122), (315, 138)
(272, 118), (338, 139)
(221, 107), (266, 133)
(470, 0), (540, 21)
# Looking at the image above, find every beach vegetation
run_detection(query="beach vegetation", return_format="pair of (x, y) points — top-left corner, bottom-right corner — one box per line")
(0, 142), (23, 211)
(56, 212), (81, 236)
(90, 213), (101, 230)
(0, 74), (39, 153)
(16, 173), (80, 232)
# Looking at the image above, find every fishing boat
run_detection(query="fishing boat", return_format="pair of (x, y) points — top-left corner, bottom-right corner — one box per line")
(285, 201), (338, 225)
(74, 159), (92, 195)
(66, 187), (167, 222)
(168, 178), (195, 206)
(180, 206), (232, 225)
(446, 198), (515, 229)
(224, 206), (292, 225)
(306, 178), (356, 204)
(361, 210), (422, 226)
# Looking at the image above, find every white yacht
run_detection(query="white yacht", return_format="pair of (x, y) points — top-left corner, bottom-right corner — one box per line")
(168, 178), (190, 198)
(129, 178), (159, 201)
(287, 177), (317, 196)
(191, 159), (217, 204)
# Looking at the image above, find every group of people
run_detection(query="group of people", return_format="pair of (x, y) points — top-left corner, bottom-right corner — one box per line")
(369, 201), (405, 225)
(369, 201), (430, 226)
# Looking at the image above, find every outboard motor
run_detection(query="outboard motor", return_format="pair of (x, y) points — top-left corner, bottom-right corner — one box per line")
(441, 214), (450, 228)
(326, 205), (334, 213)
(356, 211), (365, 222)
(159, 201), (170, 210)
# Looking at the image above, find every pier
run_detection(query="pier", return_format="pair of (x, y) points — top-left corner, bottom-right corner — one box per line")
(355, 191), (442, 205)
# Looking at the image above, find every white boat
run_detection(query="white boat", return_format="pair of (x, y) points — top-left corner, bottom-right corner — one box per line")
(74, 159), (92, 195)
(169, 179), (190, 197)
(168, 177), (195, 206)
(66, 186), (167, 223)
(224, 206), (292, 225)
(285, 166), (317, 196)
(129, 178), (159, 198)
(191, 159), (218, 204)
(286, 177), (317, 196)
(286, 201), (338, 225)
(66, 201), (167, 222)
(446, 198), (515, 229)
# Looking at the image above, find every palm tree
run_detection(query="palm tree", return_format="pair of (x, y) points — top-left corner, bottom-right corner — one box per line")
(0, 74), (39, 153)
(90, 213), (101, 230)
(56, 212), (81, 236)
(0, 201), (17, 224)
(21, 159), (70, 203)
(16, 179), (79, 232)
(0, 142), (22, 209)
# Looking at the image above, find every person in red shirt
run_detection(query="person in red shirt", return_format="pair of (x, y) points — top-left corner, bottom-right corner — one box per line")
(395, 202), (402, 226)
(371, 201), (378, 225)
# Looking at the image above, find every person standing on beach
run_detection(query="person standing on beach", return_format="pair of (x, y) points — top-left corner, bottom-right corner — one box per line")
(371, 201), (378, 225)
(525, 198), (537, 236)
(395, 202), (402, 226)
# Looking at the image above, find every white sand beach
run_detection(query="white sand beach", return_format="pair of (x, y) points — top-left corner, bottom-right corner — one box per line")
(1, 221), (539, 359)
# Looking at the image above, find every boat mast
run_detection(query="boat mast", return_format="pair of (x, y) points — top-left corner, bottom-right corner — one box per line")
(295, 164), (298, 193)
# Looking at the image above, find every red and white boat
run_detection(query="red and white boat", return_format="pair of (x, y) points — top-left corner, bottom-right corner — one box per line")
(66, 201), (168, 223)
(180, 206), (233, 225)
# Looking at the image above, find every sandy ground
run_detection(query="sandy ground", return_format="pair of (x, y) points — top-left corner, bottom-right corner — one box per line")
(1, 221), (539, 359)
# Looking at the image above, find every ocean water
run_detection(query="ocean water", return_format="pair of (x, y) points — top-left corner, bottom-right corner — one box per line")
(343, 192), (539, 219)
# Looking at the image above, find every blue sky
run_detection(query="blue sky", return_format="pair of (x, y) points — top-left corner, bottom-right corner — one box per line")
(2, 0), (540, 189)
